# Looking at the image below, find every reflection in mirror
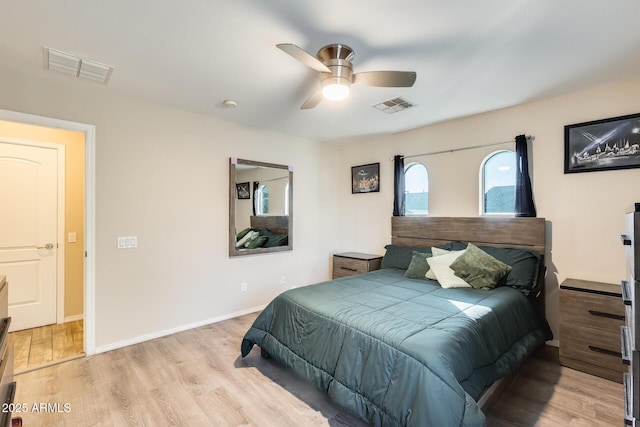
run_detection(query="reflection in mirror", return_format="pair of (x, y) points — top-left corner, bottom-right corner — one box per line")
(229, 158), (293, 256)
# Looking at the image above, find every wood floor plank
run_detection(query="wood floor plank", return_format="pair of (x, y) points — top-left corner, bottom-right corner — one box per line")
(13, 313), (624, 427)
(10, 332), (31, 372)
(9, 320), (85, 373)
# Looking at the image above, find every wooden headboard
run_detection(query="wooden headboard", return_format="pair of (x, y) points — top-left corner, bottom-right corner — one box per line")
(250, 215), (289, 235)
(392, 216), (547, 318)
(391, 216), (545, 254)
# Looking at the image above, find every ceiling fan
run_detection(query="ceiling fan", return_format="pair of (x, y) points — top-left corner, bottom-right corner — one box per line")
(277, 43), (417, 109)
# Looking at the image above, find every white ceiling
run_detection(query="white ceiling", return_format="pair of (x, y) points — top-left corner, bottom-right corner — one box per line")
(1, 1), (640, 143)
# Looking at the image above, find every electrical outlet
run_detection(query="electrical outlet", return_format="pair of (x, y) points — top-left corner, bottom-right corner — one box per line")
(280, 276), (286, 284)
(241, 282), (248, 292)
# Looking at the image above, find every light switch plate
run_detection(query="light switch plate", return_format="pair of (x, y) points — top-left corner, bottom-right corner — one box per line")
(117, 236), (138, 249)
(68, 232), (77, 243)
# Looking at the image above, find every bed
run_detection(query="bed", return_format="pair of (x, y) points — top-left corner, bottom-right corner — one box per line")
(240, 217), (552, 426)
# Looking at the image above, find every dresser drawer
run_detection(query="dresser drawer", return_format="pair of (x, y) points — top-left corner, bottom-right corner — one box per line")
(332, 253), (382, 279)
(560, 289), (625, 332)
(623, 280), (640, 351)
(333, 257), (369, 277)
(560, 322), (626, 374)
(624, 211), (639, 280)
(624, 349), (640, 422)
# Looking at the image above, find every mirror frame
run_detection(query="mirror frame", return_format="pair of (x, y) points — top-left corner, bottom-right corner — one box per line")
(229, 158), (293, 257)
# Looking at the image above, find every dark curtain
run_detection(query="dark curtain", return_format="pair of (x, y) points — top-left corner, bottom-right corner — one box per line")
(393, 155), (405, 216)
(252, 181), (259, 216)
(514, 135), (537, 217)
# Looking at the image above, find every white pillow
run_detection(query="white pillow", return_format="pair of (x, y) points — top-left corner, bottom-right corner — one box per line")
(426, 250), (472, 288)
(236, 230), (257, 248)
(431, 247), (450, 256)
(425, 247), (452, 280)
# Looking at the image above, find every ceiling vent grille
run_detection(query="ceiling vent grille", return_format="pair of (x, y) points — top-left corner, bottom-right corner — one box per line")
(44, 47), (113, 84)
(373, 97), (415, 114)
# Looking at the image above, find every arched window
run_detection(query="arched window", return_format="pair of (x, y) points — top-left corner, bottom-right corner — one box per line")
(481, 150), (516, 215)
(404, 162), (428, 215)
(255, 184), (269, 215)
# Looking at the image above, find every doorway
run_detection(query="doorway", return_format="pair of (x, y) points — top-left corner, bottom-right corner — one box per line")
(0, 109), (96, 363)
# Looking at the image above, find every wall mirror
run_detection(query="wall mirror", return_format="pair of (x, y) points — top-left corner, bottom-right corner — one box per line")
(229, 158), (293, 256)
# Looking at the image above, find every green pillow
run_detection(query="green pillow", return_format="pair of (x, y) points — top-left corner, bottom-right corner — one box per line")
(236, 227), (252, 241)
(264, 234), (288, 248)
(403, 251), (432, 280)
(478, 246), (541, 292)
(244, 235), (268, 249)
(450, 243), (512, 289)
(381, 245), (433, 270)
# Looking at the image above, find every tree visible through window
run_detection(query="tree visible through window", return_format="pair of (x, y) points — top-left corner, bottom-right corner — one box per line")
(482, 151), (516, 214)
(405, 163), (428, 215)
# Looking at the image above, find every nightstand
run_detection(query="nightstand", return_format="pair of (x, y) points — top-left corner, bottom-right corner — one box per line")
(332, 252), (382, 279)
(559, 278), (626, 382)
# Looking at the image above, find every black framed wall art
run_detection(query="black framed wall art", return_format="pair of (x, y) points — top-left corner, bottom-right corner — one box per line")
(351, 163), (380, 193)
(565, 112), (640, 174)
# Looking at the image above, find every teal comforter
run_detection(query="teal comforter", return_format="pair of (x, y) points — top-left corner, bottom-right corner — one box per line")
(241, 268), (549, 426)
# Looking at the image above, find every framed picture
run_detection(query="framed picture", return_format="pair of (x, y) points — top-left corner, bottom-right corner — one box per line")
(236, 182), (251, 199)
(565, 112), (640, 174)
(351, 163), (380, 194)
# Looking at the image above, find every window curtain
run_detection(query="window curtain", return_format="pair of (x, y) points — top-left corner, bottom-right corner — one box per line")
(514, 135), (537, 217)
(252, 181), (259, 216)
(393, 155), (405, 216)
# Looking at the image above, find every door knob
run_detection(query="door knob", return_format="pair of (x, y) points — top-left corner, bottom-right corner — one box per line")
(37, 243), (54, 250)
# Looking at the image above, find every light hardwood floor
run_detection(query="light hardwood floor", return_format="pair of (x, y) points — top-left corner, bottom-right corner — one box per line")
(10, 320), (84, 374)
(486, 351), (624, 426)
(13, 313), (623, 426)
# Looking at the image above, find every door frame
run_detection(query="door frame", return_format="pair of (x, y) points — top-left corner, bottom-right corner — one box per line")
(0, 109), (96, 355)
(0, 137), (66, 329)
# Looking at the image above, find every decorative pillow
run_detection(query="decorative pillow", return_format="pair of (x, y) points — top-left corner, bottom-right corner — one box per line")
(381, 245), (432, 270)
(441, 241), (469, 251)
(426, 247), (451, 279)
(236, 230), (258, 248)
(478, 246), (542, 293)
(245, 235), (268, 249)
(236, 227), (252, 241)
(426, 250), (471, 288)
(404, 251), (433, 280)
(450, 243), (512, 289)
(264, 234), (288, 248)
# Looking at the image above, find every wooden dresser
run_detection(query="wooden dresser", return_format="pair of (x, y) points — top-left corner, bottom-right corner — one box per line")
(332, 252), (382, 279)
(559, 278), (626, 382)
(0, 277), (15, 427)
(621, 209), (640, 425)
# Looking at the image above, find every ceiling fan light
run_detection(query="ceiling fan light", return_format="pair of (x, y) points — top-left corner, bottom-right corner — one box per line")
(321, 76), (350, 101)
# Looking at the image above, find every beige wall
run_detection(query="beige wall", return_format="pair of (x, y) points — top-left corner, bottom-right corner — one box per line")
(0, 121), (85, 319)
(336, 76), (640, 341)
(2, 62), (639, 350)
(0, 66), (340, 349)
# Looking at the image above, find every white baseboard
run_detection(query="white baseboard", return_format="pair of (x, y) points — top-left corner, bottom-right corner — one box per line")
(64, 314), (84, 323)
(94, 304), (267, 354)
(545, 339), (559, 347)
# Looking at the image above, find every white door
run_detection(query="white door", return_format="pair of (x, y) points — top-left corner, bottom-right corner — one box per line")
(0, 141), (59, 331)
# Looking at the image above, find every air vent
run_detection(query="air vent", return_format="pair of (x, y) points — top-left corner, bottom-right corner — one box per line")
(373, 97), (415, 114)
(44, 47), (113, 84)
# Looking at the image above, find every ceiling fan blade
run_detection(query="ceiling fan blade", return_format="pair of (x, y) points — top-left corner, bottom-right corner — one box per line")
(301, 90), (323, 109)
(277, 43), (331, 73)
(353, 71), (417, 87)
